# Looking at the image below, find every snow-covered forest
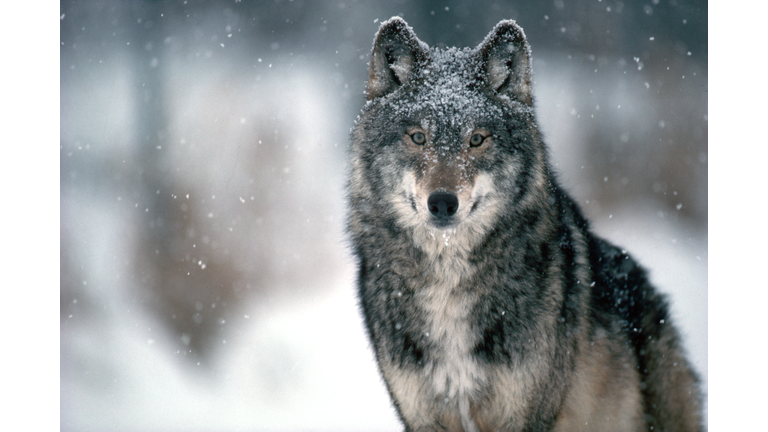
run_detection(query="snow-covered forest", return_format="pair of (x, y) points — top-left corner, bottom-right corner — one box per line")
(60, 1), (707, 430)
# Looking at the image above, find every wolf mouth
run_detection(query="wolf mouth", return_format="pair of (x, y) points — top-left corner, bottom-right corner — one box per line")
(429, 216), (457, 229)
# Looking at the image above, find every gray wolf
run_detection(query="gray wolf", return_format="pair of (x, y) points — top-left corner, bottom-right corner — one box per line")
(347, 17), (703, 432)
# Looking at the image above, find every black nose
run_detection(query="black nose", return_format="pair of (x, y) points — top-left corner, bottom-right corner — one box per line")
(428, 192), (459, 218)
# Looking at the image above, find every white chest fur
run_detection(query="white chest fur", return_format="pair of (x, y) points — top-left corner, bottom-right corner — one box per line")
(383, 255), (490, 431)
(416, 275), (485, 400)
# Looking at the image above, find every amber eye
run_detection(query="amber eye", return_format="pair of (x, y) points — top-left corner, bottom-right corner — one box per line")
(470, 133), (485, 147)
(410, 132), (426, 145)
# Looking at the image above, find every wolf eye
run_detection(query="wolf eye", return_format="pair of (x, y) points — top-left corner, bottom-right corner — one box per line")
(410, 132), (426, 145)
(470, 133), (486, 147)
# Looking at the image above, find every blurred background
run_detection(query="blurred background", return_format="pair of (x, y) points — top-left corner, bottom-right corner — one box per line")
(60, 1), (707, 430)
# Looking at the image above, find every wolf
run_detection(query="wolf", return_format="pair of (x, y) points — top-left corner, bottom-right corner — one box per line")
(347, 17), (703, 432)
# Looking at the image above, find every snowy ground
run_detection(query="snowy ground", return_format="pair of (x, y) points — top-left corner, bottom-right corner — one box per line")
(60, 197), (706, 432)
(61, 224), (706, 432)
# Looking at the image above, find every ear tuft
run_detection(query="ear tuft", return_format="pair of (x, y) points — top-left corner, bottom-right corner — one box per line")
(367, 17), (429, 100)
(475, 20), (533, 106)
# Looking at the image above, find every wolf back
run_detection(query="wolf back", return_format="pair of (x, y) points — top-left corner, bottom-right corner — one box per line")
(347, 17), (703, 432)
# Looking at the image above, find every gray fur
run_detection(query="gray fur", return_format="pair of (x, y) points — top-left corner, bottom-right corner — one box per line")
(347, 17), (703, 432)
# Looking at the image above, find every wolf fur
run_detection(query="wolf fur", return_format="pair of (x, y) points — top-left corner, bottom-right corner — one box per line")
(347, 17), (703, 432)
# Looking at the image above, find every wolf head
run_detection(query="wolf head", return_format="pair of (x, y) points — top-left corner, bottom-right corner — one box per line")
(349, 17), (553, 258)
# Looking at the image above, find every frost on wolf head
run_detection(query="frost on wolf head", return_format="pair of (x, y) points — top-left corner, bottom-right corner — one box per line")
(351, 17), (546, 259)
(355, 16), (545, 225)
(366, 17), (429, 100)
(366, 16), (534, 117)
(359, 16), (539, 178)
(477, 20), (533, 106)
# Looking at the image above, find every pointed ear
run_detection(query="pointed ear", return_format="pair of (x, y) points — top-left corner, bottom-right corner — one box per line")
(475, 20), (532, 106)
(367, 17), (429, 100)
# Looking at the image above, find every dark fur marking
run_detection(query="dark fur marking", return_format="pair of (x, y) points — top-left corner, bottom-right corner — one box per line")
(399, 332), (425, 367)
(473, 315), (511, 363)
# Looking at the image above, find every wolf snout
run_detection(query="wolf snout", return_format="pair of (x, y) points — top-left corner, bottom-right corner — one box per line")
(427, 192), (459, 220)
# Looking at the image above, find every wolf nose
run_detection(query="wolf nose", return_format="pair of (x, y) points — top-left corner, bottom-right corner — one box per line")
(428, 192), (459, 218)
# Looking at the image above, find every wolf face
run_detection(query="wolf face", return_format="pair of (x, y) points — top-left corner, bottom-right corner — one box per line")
(351, 18), (550, 258)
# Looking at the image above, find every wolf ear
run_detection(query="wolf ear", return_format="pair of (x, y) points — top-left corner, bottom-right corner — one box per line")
(475, 20), (532, 106)
(367, 17), (428, 100)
